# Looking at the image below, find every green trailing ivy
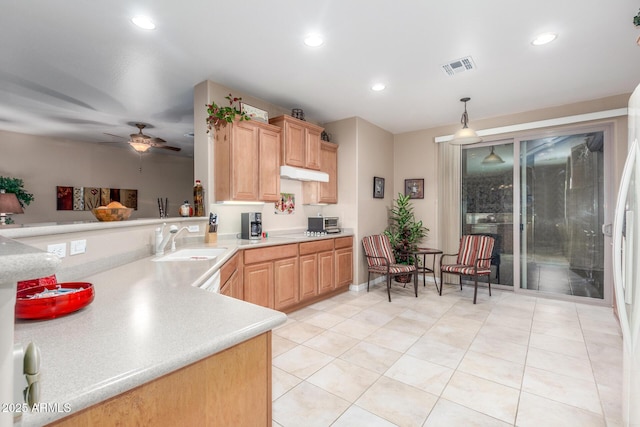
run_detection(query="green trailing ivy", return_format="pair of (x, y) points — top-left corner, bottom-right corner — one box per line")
(384, 193), (428, 265)
(205, 93), (251, 132)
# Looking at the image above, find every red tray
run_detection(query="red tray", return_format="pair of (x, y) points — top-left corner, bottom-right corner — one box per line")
(16, 282), (94, 320)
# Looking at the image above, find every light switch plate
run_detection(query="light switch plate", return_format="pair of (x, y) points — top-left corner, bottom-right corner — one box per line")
(47, 243), (66, 258)
(70, 239), (87, 255)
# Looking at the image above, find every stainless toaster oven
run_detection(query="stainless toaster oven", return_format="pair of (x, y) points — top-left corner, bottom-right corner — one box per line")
(308, 217), (340, 234)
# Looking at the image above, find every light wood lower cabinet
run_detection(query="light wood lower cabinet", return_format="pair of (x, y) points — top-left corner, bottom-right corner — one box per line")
(299, 253), (318, 300)
(220, 251), (243, 299)
(244, 262), (274, 308)
(243, 244), (298, 310)
(235, 236), (353, 313)
(300, 239), (335, 297)
(335, 236), (354, 288)
(50, 332), (272, 427)
(318, 250), (335, 294)
(274, 257), (300, 310)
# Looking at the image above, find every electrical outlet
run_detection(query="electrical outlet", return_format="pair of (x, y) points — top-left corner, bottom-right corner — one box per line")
(47, 243), (66, 258)
(187, 225), (200, 232)
(70, 239), (87, 255)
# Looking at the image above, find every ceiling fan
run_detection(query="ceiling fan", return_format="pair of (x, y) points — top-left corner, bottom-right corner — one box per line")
(103, 123), (181, 153)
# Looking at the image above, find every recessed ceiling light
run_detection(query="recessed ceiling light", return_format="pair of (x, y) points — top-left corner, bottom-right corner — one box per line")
(304, 34), (324, 47)
(371, 83), (386, 91)
(131, 16), (156, 30)
(532, 32), (557, 46)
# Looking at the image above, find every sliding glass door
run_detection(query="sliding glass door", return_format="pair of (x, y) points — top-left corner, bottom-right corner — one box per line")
(519, 131), (605, 299)
(461, 127), (611, 302)
(461, 141), (514, 286)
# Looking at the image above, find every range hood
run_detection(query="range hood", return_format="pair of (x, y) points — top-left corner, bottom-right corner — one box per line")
(280, 165), (329, 182)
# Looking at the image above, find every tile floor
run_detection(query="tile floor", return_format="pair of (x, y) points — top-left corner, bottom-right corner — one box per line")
(271, 279), (623, 426)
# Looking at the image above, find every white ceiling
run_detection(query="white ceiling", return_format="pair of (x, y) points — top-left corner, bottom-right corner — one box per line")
(2, 1), (640, 158)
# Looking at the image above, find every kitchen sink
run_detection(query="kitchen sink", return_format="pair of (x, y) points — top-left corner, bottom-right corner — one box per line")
(153, 248), (227, 262)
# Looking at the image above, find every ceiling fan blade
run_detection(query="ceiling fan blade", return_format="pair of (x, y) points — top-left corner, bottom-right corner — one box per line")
(103, 132), (126, 140)
(155, 144), (181, 151)
(150, 137), (166, 144)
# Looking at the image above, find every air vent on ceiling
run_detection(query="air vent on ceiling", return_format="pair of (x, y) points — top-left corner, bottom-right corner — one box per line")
(441, 56), (476, 76)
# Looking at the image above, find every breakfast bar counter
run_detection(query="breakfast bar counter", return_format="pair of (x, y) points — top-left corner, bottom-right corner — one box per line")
(9, 228), (354, 426)
(12, 250), (286, 426)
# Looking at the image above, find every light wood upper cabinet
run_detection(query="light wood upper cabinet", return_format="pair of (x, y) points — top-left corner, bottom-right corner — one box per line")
(258, 126), (281, 202)
(214, 119), (281, 202)
(303, 141), (338, 204)
(269, 115), (323, 171)
(305, 126), (322, 171)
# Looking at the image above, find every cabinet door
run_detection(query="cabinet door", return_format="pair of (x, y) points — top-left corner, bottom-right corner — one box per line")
(302, 142), (337, 204)
(274, 257), (299, 310)
(258, 127), (281, 202)
(230, 267), (243, 300)
(283, 120), (305, 168)
(231, 121), (259, 200)
(243, 262), (273, 308)
(299, 253), (318, 300)
(335, 247), (353, 288)
(318, 250), (335, 294)
(305, 127), (321, 170)
(220, 277), (232, 296)
(319, 142), (338, 203)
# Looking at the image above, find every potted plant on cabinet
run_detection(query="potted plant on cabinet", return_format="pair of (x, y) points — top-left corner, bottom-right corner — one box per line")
(384, 192), (428, 282)
(205, 93), (251, 132)
(0, 176), (34, 224)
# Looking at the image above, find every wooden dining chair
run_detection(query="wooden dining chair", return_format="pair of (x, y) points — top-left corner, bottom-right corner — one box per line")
(439, 235), (495, 304)
(362, 234), (417, 302)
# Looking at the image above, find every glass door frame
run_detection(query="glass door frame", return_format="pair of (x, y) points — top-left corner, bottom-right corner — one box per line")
(511, 122), (614, 306)
(466, 122), (614, 306)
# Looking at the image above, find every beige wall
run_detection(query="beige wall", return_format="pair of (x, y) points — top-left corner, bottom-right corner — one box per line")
(355, 118), (395, 285)
(0, 130), (194, 224)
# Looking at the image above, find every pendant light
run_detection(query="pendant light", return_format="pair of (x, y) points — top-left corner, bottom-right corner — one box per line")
(482, 146), (505, 164)
(450, 97), (482, 145)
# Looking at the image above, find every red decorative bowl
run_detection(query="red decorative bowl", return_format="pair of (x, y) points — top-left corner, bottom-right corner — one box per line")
(15, 282), (95, 320)
(17, 274), (58, 292)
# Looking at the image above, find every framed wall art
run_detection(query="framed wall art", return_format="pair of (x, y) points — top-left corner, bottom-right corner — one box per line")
(405, 178), (424, 199)
(373, 177), (385, 199)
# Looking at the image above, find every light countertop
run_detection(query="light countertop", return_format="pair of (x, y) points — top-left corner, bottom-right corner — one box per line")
(11, 231), (353, 426)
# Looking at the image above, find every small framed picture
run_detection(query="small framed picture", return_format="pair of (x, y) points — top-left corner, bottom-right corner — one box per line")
(373, 177), (385, 199)
(240, 102), (268, 122)
(405, 179), (424, 199)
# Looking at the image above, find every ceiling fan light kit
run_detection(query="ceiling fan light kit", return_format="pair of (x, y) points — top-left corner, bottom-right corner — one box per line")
(103, 123), (181, 152)
(450, 97), (483, 145)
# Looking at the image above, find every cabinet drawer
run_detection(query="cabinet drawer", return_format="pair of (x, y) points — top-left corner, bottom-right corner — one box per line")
(220, 251), (241, 285)
(334, 236), (353, 249)
(244, 244), (298, 264)
(299, 239), (334, 255)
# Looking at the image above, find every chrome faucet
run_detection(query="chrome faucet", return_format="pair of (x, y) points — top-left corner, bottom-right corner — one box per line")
(155, 224), (178, 255)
